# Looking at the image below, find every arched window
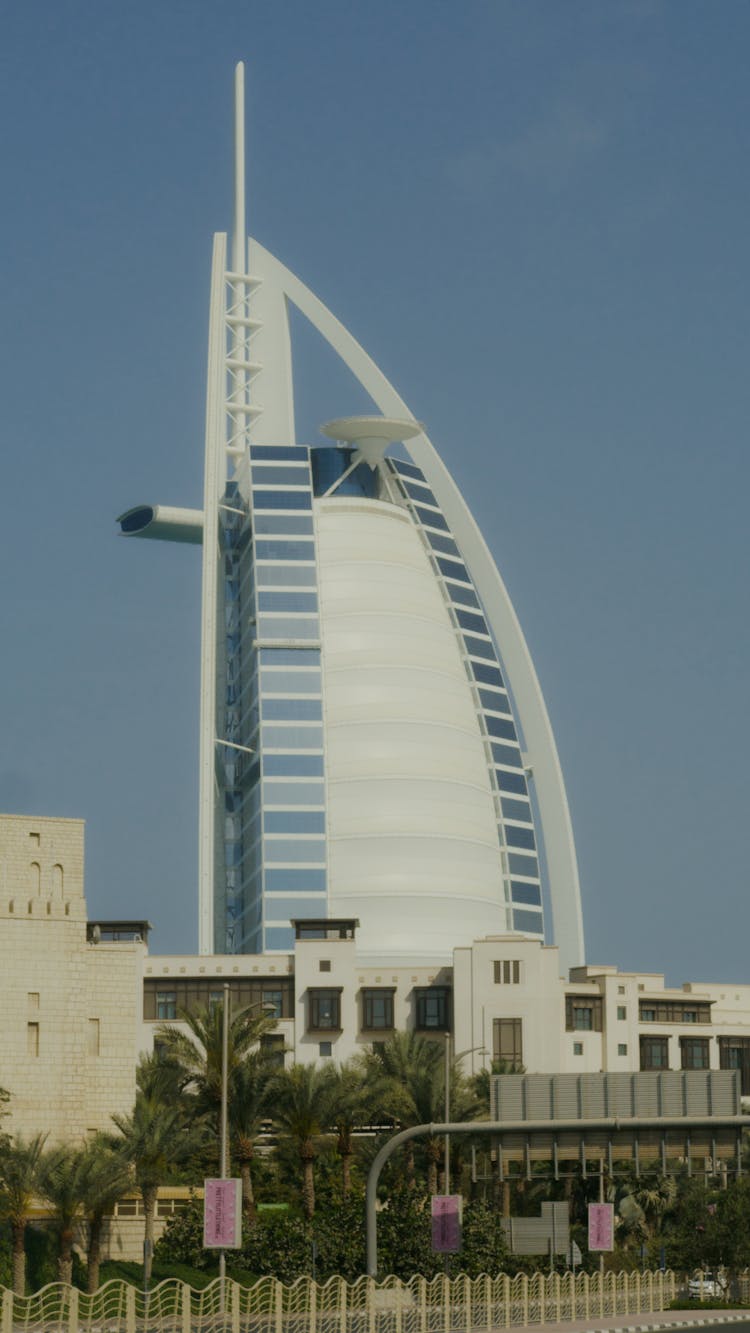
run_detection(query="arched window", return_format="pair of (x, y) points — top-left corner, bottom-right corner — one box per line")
(30, 862), (41, 895)
(52, 864), (64, 897)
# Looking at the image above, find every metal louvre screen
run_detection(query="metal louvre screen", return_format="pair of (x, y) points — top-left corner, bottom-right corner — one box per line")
(491, 1071), (741, 1121)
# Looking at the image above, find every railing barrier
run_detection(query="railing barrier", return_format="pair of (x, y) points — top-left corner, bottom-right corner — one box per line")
(0, 1269), (680, 1333)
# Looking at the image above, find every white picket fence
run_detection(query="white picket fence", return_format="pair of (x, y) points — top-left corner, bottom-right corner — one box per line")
(0, 1269), (677, 1333)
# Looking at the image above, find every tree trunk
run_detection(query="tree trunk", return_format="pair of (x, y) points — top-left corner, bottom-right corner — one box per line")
(11, 1221), (25, 1297)
(58, 1228), (74, 1285)
(240, 1159), (256, 1224)
(142, 1185), (157, 1288)
(502, 1179), (511, 1218)
(301, 1143), (315, 1220)
(406, 1142), (416, 1187)
(87, 1213), (104, 1294)
(341, 1150), (353, 1200)
(426, 1139), (440, 1197)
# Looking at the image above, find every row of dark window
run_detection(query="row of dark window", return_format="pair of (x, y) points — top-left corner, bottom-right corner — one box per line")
(145, 978), (451, 1036)
(638, 1000), (712, 1024)
(640, 1035), (750, 1090)
(307, 986), (451, 1034)
(144, 978), (294, 1022)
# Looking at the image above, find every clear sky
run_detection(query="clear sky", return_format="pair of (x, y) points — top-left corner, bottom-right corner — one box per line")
(1, 1), (748, 982)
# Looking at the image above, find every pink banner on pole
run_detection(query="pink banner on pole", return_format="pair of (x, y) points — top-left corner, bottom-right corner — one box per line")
(203, 1178), (242, 1249)
(431, 1195), (462, 1253)
(587, 1202), (614, 1252)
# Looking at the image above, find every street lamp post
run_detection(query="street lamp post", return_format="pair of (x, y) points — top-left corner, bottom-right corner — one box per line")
(219, 982), (230, 1288)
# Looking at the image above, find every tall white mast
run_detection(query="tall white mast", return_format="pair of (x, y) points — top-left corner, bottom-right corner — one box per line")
(233, 62), (246, 276)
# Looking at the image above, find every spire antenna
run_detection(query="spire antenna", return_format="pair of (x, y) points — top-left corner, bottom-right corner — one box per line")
(233, 62), (246, 274)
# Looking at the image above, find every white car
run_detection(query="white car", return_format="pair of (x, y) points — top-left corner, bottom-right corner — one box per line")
(688, 1272), (727, 1300)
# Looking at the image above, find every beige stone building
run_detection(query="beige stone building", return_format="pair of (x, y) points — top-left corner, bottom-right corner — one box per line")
(0, 814), (143, 1143)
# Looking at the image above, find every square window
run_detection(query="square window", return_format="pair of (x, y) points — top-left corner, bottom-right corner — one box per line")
(362, 989), (395, 1031)
(156, 991), (177, 1021)
(573, 1042), (583, 1056)
(618, 985), (625, 995)
(618, 1043), (628, 1056)
(415, 987), (451, 1031)
(319, 960), (331, 973)
(319, 1042), (332, 1057)
(308, 989), (341, 1031)
(617, 1006), (627, 1020)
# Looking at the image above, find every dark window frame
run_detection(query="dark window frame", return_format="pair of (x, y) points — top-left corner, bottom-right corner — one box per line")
(638, 999), (712, 1024)
(640, 1035), (670, 1070)
(414, 986), (451, 1032)
(680, 1036), (710, 1070)
(361, 988), (396, 1032)
(307, 988), (343, 1032)
(493, 1017), (523, 1067)
(565, 995), (603, 1033)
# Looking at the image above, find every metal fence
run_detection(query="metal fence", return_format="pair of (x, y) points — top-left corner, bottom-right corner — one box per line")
(0, 1269), (677, 1333)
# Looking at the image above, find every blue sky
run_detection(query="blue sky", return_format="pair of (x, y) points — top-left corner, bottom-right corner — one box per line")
(1, 1), (748, 981)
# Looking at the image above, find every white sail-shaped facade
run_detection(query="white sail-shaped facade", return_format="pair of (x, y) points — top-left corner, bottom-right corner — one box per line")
(117, 65), (585, 973)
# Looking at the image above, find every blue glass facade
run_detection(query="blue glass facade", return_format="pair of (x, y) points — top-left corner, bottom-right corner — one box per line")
(217, 446), (328, 954)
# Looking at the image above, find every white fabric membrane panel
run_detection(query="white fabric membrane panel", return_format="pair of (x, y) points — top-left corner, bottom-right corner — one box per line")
(316, 499), (508, 958)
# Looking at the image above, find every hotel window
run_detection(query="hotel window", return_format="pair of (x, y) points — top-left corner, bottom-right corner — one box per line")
(156, 991), (177, 1021)
(493, 1018), (523, 1067)
(261, 989), (284, 1018)
(617, 1006), (627, 1020)
(27, 1023), (40, 1057)
(261, 1033), (285, 1069)
(618, 1044), (628, 1056)
(638, 1000), (711, 1024)
(681, 1037), (710, 1070)
(494, 960), (521, 984)
(362, 989), (395, 1032)
(719, 1037), (750, 1094)
(573, 1042), (583, 1056)
(308, 989), (342, 1031)
(415, 987), (451, 1031)
(640, 1036), (670, 1070)
(565, 997), (603, 1032)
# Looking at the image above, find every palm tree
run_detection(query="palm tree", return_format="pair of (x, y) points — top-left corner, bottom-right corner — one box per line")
(325, 1060), (379, 1198)
(77, 1137), (132, 1292)
(156, 999), (276, 1168)
(38, 1144), (87, 1284)
(0, 1132), (47, 1294)
(269, 1063), (334, 1219)
(229, 1055), (274, 1222)
(365, 1032), (448, 1193)
(111, 1088), (195, 1288)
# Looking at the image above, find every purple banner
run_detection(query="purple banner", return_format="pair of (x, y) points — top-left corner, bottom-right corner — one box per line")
(203, 1178), (242, 1249)
(431, 1195), (462, 1253)
(587, 1202), (614, 1252)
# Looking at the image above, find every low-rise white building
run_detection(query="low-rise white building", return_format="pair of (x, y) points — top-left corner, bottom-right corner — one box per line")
(4, 813), (750, 1143)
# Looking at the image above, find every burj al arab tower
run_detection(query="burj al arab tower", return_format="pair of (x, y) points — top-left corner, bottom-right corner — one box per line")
(118, 65), (585, 972)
